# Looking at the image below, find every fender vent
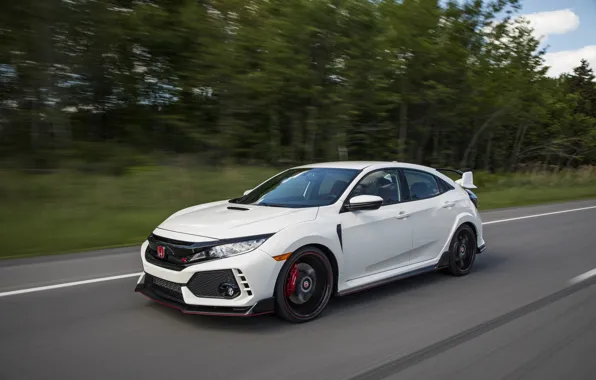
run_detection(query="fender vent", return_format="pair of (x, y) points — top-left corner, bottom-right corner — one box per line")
(235, 269), (253, 296)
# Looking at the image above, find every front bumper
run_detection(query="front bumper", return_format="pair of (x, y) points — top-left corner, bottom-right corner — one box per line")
(135, 273), (274, 316)
(135, 239), (283, 316)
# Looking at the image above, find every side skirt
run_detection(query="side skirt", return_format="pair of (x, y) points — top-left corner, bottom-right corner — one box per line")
(337, 244), (488, 296)
(437, 250), (451, 269)
(337, 265), (438, 297)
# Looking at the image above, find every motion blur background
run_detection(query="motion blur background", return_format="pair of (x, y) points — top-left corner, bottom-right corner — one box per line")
(1, 0), (595, 258)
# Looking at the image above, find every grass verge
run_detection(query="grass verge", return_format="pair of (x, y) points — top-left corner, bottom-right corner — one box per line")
(1, 165), (595, 259)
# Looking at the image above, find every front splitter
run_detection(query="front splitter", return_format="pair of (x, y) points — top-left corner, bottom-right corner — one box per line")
(135, 280), (274, 317)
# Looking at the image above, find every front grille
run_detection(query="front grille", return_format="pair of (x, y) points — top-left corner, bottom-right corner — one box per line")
(150, 234), (194, 246)
(146, 235), (217, 271)
(145, 274), (184, 303)
(145, 247), (186, 271)
(148, 234), (197, 257)
(187, 270), (240, 299)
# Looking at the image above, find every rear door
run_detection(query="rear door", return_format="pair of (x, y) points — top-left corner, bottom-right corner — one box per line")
(398, 168), (461, 265)
(340, 168), (414, 280)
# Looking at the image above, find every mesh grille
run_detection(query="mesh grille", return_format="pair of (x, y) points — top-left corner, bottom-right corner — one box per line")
(187, 270), (239, 299)
(146, 274), (184, 303)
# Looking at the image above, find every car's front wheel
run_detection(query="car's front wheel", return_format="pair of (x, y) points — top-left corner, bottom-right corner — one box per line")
(444, 224), (477, 276)
(273, 246), (333, 323)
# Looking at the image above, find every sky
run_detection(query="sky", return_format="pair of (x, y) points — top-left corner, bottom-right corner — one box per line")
(515, 0), (596, 77)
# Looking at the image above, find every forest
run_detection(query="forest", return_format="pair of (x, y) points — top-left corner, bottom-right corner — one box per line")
(2, 0), (596, 256)
(2, 0), (595, 172)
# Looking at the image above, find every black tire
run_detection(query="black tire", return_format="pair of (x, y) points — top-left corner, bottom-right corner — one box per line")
(273, 246), (334, 323)
(444, 224), (477, 276)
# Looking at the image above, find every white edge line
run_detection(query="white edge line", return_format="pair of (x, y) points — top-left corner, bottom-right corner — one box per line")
(482, 205), (596, 225)
(0, 272), (142, 298)
(1, 204), (596, 298)
(569, 268), (596, 285)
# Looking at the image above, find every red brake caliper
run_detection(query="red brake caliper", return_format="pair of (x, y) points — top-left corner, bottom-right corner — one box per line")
(285, 264), (299, 297)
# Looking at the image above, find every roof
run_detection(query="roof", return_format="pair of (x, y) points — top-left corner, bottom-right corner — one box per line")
(295, 161), (436, 171)
(295, 161), (386, 170)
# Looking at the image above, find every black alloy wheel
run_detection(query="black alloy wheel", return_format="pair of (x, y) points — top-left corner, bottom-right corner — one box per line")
(445, 224), (477, 276)
(274, 246), (333, 323)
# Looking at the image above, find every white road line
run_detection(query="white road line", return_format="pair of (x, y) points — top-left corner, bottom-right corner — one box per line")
(1, 204), (595, 298)
(569, 268), (596, 285)
(0, 272), (142, 298)
(482, 205), (596, 225)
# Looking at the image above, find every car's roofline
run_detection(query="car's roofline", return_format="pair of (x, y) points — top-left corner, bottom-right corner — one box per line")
(293, 161), (383, 170)
(294, 161), (440, 173)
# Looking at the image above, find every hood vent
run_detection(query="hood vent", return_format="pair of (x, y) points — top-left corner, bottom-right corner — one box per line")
(227, 206), (250, 211)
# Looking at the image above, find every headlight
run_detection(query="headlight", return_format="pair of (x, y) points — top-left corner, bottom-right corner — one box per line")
(203, 237), (268, 259)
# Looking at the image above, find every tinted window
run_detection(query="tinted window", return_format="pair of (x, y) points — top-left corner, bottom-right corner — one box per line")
(317, 170), (359, 198)
(436, 177), (455, 193)
(350, 169), (401, 205)
(402, 169), (440, 200)
(230, 168), (360, 208)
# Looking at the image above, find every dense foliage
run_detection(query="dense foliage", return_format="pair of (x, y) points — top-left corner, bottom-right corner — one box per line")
(1, 0), (595, 171)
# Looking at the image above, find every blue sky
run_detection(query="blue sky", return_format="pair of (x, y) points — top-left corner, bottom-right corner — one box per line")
(519, 0), (595, 52)
(444, 0), (596, 76)
(515, 0), (596, 76)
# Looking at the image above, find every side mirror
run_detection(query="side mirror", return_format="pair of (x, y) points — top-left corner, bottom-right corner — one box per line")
(346, 195), (384, 211)
(243, 189), (253, 196)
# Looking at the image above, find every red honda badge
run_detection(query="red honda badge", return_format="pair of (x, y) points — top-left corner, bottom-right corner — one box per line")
(157, 245), (165, 259)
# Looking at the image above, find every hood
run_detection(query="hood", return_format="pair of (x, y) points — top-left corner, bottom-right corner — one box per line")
(157, 201), (319, 239)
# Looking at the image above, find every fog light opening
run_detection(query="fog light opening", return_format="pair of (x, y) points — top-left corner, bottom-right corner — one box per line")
(218, 282), (240, 298)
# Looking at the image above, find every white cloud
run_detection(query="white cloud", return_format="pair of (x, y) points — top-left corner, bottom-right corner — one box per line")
(515, 9), (589, 77)
(518, 9), (580, 44)
(544, 45), (596, 77)
(483, 9), (580, 48)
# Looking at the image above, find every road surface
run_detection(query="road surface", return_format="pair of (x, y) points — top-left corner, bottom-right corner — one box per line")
(1, 199), (596, 380)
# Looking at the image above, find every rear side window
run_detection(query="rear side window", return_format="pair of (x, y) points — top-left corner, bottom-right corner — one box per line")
(402, 169), (441, 201)
(436, 177), (455, 192)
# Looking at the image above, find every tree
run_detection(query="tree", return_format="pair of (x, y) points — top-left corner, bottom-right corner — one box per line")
(1, 0), (595, 171)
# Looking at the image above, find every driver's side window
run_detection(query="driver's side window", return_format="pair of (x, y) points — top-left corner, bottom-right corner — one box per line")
(351, 169), (401, 205)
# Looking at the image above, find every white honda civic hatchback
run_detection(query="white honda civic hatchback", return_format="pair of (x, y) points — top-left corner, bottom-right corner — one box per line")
(135, 161), (486, 322)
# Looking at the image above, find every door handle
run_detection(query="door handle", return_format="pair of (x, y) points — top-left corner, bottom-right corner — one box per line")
(396, 211), (410, 219)
(442, 201), (456, 208)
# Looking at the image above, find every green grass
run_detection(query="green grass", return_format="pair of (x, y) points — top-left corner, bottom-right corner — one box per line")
(474, 186), (596, 209)
(1, 165), (595, 259)
(444, 165), (596, 209)
(0, 165), (279, 259)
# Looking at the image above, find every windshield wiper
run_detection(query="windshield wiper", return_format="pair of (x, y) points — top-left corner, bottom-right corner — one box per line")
(258, 202), (289, 208)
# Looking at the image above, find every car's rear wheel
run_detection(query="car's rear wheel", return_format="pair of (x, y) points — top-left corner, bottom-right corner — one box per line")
(273, 246), (333, 323)
(444, 224), (477, 276)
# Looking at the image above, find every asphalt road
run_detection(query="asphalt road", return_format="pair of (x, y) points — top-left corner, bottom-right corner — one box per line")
(1, 199), (596, 380)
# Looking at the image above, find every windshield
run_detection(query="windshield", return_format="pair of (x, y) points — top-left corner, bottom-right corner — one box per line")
(230, 167), (361, 208)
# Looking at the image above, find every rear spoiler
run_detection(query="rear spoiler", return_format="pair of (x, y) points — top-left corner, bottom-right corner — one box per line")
(434, 168), (477, 189)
